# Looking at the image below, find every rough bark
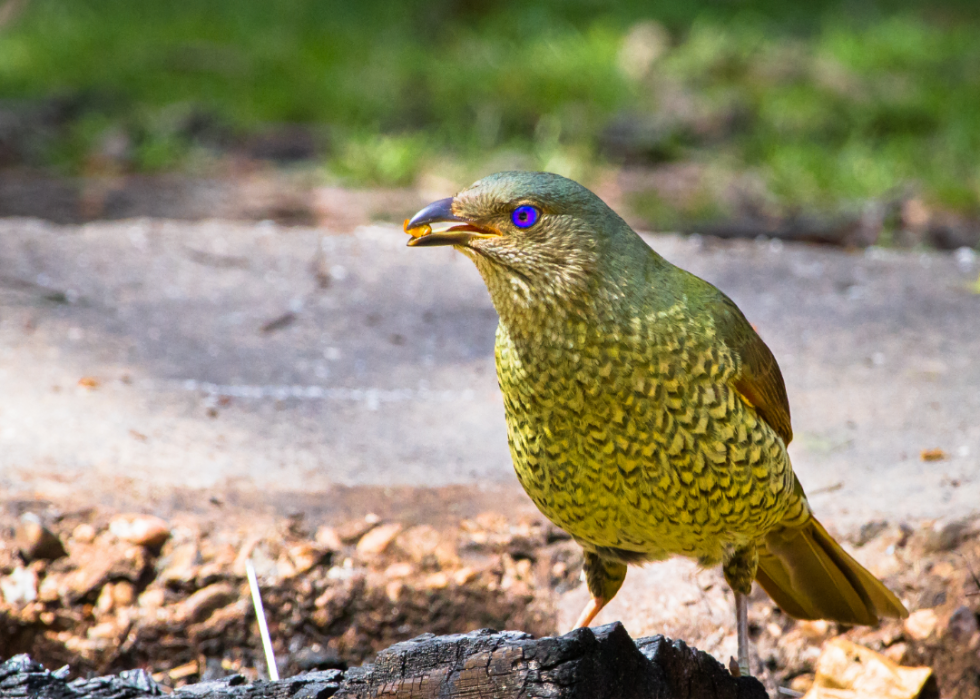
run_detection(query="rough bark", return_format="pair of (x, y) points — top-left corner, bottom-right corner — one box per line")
(0, 623), (766, 699)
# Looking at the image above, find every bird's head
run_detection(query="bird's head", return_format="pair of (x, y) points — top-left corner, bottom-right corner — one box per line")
(406, 171), (641, 316)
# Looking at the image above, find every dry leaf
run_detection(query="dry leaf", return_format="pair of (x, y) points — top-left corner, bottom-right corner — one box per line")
(803, 638), (933, 699)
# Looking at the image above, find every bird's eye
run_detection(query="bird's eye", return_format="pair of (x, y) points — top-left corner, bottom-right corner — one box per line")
(511, 205), (540, 229)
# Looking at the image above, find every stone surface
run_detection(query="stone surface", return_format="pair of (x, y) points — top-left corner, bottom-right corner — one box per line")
(1, 219), (978, 533)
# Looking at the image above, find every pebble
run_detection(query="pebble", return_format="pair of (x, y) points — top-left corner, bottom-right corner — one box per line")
(180, 582), (237, 623)
(423, 571), (450, 590)
(796, 620), (830, 639)
(61, 542), (146, 603)
(16, 514), (67, 562)
(1, 566), (38, 605)
(337, 518), (380, 545)
(903, 608), (938, 641)
(109, 514), (171, 548)
(920, 518), (966, 553)
(356, 523), (402, 555)
(139, 588), (166, 610)
(87, 621), (121, 643)
(314, 526), (343, 551)
(72, 523), (97, 544)
(287, 542), (326, 575)
(384, 562), (415, 578)
(158, 542), (201, 585)
(946, 605), (979, 641)
(452, 567), (478, 585)
(38, 576), (61, 603)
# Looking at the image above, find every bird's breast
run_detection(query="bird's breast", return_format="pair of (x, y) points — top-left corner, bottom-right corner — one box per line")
(494, 308), (795, 561)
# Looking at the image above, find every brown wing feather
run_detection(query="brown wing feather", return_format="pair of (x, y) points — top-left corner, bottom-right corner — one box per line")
(709, 295), (793, 445)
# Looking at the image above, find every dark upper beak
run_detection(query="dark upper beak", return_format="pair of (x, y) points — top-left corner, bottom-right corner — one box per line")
(406, 197), (464, 229)
(404, 197), (498, 247)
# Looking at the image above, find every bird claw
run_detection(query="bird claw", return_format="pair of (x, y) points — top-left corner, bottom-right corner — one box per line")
(728, 657), (742, 678)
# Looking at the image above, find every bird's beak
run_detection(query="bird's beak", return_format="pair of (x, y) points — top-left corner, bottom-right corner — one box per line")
(404, 197), (498, 247)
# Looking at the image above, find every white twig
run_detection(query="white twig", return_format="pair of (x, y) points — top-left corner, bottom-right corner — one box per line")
(245, 559), (279, 681)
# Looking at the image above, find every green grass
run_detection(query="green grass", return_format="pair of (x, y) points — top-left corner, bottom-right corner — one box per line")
(1, 0), (979, 225)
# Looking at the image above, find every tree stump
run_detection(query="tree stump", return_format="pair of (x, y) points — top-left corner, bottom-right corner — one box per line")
(0, 623), (767, 699)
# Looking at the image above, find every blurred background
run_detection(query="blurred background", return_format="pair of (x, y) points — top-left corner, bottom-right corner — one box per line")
(0, 0), (978, 241)
(2, 1), (980, 696)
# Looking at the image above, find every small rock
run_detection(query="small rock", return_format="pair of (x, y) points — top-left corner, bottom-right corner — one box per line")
(37, 575), (60, 603)
(72, 523), (97, 544)
(853, 520), (888, 547)
(903, 608), (938, 641)
(396, 524), (460, 569)
(945, 605), (979, 641)
(797, 620), (830, 639)
(87, 620), (122, 641)
(96, 583), (116, 614)
(881, 642), (908, 664)
(383, 562), (414, 578)
(109, 514), (171, 548)
(62, 539), (147, 602)
(180, 582), (237, 623)
(113, 580), (135, 607)
(287, 542), (328, 575)
(158, 541), (201, 585)
(921, 518), (966, 553)
(423, 571), (450, 590)
(337, 518), (379, 545)
(16, 514), (67, 562)
(1, 566), (38, 605)
(139, 588), (166, 610)
(453, 567), (478, 586)
(356, 523), (402, 555)
(314, 526), (343, 551)
(385, 579), (403, 602)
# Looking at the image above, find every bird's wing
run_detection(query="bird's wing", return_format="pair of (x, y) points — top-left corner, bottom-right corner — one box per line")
(708, 295), (793, 445)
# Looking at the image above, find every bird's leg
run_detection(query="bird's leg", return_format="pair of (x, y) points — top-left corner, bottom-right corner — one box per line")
(723, 545), (759, 677)
(573, 597), (606, 629)
(734, 590), (750, 677)
(573, 551), (627, 630)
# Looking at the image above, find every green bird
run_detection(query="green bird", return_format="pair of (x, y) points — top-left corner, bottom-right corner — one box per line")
(405, 171), (907, 675)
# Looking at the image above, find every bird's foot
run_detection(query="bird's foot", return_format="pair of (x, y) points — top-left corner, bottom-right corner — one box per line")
(728, 656), (751, 678)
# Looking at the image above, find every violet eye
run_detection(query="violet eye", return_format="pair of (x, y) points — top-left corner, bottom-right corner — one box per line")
(511, 205), (540, 229)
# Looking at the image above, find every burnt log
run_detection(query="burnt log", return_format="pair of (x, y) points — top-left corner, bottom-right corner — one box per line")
(0, 623), (766, 699)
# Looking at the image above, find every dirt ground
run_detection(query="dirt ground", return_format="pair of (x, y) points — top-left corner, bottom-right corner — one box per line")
(1, 190), (980, 695)
(1, 498), (979, 697)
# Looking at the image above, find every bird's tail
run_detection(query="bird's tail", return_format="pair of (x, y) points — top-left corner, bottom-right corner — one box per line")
(755, 515), (908, 625)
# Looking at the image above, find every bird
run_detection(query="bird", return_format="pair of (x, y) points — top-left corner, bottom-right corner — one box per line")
(404, 171), (908, 676)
